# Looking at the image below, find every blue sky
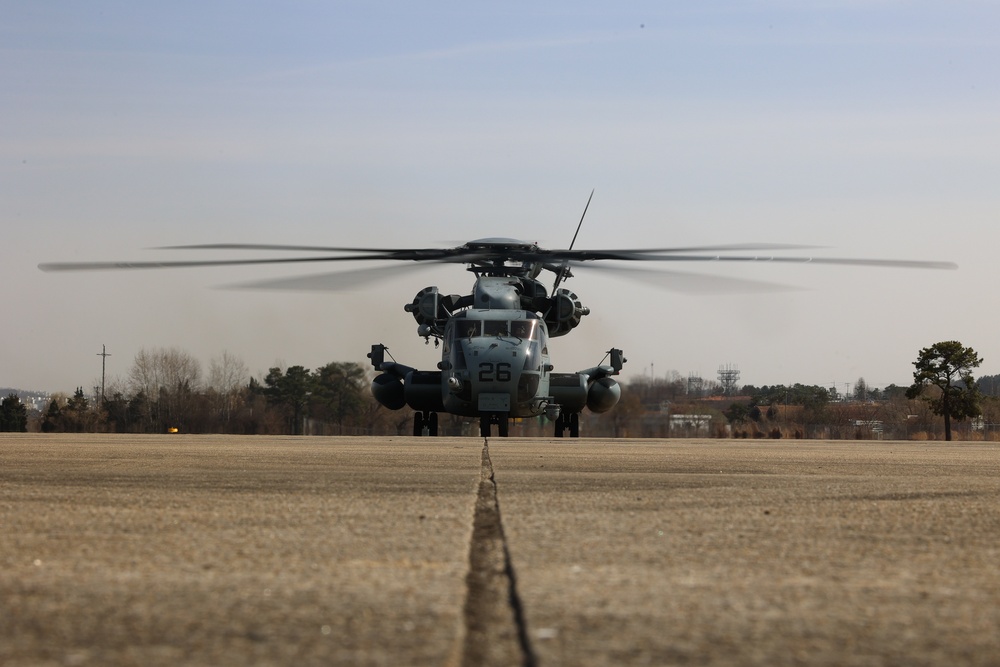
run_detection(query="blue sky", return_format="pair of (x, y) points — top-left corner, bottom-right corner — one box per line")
(4, 2), (998, 394)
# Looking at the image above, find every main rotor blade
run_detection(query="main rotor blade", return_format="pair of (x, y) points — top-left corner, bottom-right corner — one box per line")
(160, 241), (823, 258)
(39, 237), (956, 277)
(38, 254), (398, 272)
(517, 244), (826, 265)
(571, 263), (798, 294)
(155, 243), (437, 253)
(605, 253), (958, 270)
(221, 262), (442, 291)
(569, 242), (824, 255)
(37, 248), (496, 273)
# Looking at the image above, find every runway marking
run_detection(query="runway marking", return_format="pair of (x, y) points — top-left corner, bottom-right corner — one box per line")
(458, 440), (537, 667)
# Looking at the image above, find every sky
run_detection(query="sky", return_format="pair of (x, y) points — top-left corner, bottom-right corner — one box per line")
(4, 1), (998, 396)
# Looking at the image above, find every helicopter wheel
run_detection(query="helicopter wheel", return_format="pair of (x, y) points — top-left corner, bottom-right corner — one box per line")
(553, 413), (565, 437)
(413, 411), (438, 436)
(569, 412), (580, 438)
(497, 414), (509, 438)
(478, 413), (509, 438)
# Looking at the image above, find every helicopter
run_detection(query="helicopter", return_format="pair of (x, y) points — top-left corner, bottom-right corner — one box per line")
(38, 204), (957, 438)
(365, 235), (628, 438)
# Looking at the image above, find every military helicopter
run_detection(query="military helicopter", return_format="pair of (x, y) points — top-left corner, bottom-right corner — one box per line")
(39, 203), (957, 438)
(365, 235), (628, 438)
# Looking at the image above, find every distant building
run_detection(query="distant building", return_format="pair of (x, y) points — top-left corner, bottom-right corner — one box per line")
(0, 389), (50, 413)
(669, 414), (713, 437)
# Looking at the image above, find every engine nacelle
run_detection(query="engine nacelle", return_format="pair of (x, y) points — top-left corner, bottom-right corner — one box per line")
(404, 371), (445, 412)
(545, 288), (590, 337)
(371, 373), (406, 410)
(405, 287), (446, 336)
(587, 377), (621, 413)
(549, 372), (588, 413)
(375, 370), (446, 412)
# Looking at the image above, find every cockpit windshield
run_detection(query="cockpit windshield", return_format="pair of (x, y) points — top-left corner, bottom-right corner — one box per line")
(450, 318), (539, 340)
(455, 320), (481, 338)
(483, 321), (509, 337)
(510, 320), (537, 340)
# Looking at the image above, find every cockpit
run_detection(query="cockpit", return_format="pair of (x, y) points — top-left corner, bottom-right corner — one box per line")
(452, 318), (540, 340)
(441, 313), (550, 408)
(444, 313), (548, 375)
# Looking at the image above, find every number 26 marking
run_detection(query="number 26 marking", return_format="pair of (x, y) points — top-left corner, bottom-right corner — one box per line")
(479, 362), (512, 382)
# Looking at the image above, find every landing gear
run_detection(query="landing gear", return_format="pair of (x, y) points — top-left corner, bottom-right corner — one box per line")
(413, 411), (439, 436)
(478, 412), (510, 438)
(554, 412), (580, 438)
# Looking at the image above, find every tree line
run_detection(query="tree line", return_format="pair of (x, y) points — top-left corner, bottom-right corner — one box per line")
(595, 341), (990, 441)
(6, 340), (989, 440)
(29, 348), (409, 436)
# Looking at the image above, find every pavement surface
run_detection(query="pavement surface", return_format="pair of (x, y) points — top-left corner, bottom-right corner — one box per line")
(2, 435), (999, 666)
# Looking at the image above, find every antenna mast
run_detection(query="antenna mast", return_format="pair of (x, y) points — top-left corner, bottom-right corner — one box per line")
(553, 189), (594, 290)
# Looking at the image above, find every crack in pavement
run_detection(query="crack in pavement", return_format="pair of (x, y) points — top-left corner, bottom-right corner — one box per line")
(456, 439), (537, 667)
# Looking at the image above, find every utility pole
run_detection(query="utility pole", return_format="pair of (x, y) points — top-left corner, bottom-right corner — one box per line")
(97, 345), (111, 406)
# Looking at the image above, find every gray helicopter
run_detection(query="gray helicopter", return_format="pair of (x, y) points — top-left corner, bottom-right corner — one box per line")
(39, 208), (956, 438)
(366, 236), (627, 438)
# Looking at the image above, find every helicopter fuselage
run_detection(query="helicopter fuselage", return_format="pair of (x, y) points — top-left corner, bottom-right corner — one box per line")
(441, 309), (551, 419)
(369, 268), (624, 437)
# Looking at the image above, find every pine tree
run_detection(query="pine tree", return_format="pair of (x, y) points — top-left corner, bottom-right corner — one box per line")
(0, 394), (28, 432)
(906, 341), (983, 441)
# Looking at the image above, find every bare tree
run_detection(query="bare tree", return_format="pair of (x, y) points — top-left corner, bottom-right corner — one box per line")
(128, 347), (202, 432)
(208, 351), (248, 394)
(208, 351), (249, 430)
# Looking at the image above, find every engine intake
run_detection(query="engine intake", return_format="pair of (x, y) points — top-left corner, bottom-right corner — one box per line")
(405, 286), (442, 324)
(545, 288), (589, 337)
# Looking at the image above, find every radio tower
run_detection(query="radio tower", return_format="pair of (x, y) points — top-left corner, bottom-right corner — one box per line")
(718, 363), (741, 396)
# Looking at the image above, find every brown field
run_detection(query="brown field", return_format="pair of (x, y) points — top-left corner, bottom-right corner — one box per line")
(2, 434), (1000, 666)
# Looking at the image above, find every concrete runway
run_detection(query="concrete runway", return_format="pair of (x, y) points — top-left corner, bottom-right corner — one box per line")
(2, 435), (999, 666)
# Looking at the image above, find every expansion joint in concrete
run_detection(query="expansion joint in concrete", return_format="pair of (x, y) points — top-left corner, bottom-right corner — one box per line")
(457, 439), (536, 667)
